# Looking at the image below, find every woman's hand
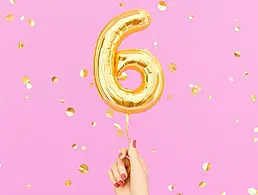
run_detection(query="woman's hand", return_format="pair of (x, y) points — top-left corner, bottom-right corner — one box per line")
(108, 140), (149, 195)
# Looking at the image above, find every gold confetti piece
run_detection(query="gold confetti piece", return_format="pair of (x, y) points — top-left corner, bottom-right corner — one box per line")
(202, 162), (211, 171)
(251, 94), (256, 102)
(18, 42), (24, 48)
(157, 1), (167, 11)
(114, 123), (121, 130)
(235, 118), (239, 123)
(81, 146), (86, 151)
(26, 83), (32, 89)
(189, 14), (194, 19)
(234, 51), (241, 57)
(168, 63), (177, 72)
(152, 148), (156, 152)
(51, 76), (58, 83)
(119, 2), (124, 7)
(26, 184), (31, 188)
(60, 99), (65, 103)
(176, 194), (181, 195)
(191, 84), (202, 95)
(244, 72), (249, 76)
(20, 16), (25, 20)
(253, 137), (258, 143)
(234, 26), (240, 31)
(153, 41), (158, 46)
(167, 94), (172, 100)
(117, 129), (124, 137)
(4, 14), (14, 22)
(21, 76), (31, 84)
(106, 109), (114, 118)
(248, 187), (257, 195)
(189, 84), (194, 88)
(9, 0), (15, 4)
(72, 144), (77, 149)
(66, 107), (75, 116)
(208, 95), (212, 100)
(79, 164), (88, 174)
(117, 72), (128, 81)
(254, 127), (258, 133)
(80, 69), (88, 78)
(92, 122), (96, 127)
(24, 95), (29, 99)
(168, 184), (174, 191)
(28, 19), (36, 27)
(229, 77), (234, 82)
(90, 82), (95, 88)
(65, 180), (72, 187)
(199, 181), (206, 188)
(222, 192), (226, 195)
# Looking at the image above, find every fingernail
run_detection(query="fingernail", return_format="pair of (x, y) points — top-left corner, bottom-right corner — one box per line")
(114, 183), (120, 188)
(118, 152), (122, 158)
(132, 140), (136, 148)
(119, 180), (124, 186)
(121, 173), (127, 180)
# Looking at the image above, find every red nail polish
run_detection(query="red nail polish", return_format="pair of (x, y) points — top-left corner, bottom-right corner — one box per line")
(118, 152), (122, 158)
(121, 173), (126, 180)
(119, 180), (124, 186)
(133, 140), (136, 148)
(114, 183), (119, 188)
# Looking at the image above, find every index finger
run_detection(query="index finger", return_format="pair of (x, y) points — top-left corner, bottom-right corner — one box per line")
(118, 148), (128, 159)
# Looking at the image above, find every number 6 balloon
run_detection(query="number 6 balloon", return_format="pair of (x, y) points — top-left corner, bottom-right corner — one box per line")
(94, 9), (165, 114)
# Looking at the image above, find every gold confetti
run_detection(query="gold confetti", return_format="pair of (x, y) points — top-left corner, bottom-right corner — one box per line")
(28, 19), (36, 27)
(191, 84), (202, 95)
(168, 63), (177, 72)
(199, 181), (206, 188)
(253, 137), (258, 143)
(26, 83), (32, 89)
(229, 77), (234, 82)
(4, 14), (14, 22)
(51, 76), (58, 83)
(24, 95), (29, 99)
(18, 42), (24, 48)
(81, 146), (86, 151)
(80, 69), (88, 78)
(20, 16), (25, 20)
(65, 180), (72, 187)
(9, 0), (15, 4)
(116, 129), (124, 137)
(114, 123), (121, 130)
(244, 72), (249, 76)
(235, 118), (239, 123)
(66, 107), (75, 116)
(167, 94), (172, 100)
(21, 76), (31, 84)
(153, 41), (158, 46)
(189, 14), (194, 19)
(251, 94), (256, 102)
(26, 184), (31, 188)
(106, 109), (114, 118)
(176, 194), (181, 195)
(117, 72), (128, 81)
(234, 51), (241, 57)
(60, 99), (65, 103)
(222, 192), (226, 195)
(152, 148), (156, 152)
(92, 122), (96, 127)
(208, 95), (212, 100)
(79, 164), (88, 174)
(157, 1), (167, 11)
(90, 82), (95, 88)
(168, 184), (174, 191)
(119, 2), (124, 7)
(248, 187), (257, 195)
(254, 127), (258, 133)
(72, 144), (77, 149)
(202, 162), (211, 171)
(234, 26), (240, 31)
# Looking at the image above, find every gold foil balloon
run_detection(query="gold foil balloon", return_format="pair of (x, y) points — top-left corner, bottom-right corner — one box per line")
(94, 9), (165, 114)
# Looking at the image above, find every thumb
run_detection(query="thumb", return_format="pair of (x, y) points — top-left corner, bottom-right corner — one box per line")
(128, 140), (139, 164)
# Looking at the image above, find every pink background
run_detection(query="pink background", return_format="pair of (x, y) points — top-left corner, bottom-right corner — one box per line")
(1, 0), (258, 194)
